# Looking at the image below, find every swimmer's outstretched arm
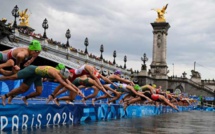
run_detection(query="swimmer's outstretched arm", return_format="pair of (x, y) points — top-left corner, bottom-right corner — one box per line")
(0, 69), (14, 76)
(0, 73), (18, 80)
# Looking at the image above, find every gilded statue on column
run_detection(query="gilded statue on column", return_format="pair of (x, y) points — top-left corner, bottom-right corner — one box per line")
(19, 8), (30, 26)
(152, 4), (168, 22)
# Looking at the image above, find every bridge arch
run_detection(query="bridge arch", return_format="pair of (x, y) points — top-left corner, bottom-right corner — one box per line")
(174, 84), (184, 94)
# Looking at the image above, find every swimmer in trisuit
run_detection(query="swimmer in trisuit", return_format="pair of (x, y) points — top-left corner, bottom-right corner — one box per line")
(0, 65), (84, 105)
(0, 40), (41, 74)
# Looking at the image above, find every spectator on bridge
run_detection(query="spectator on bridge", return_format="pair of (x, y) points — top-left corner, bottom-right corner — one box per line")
(0, 40), (42, 74)
(0, 65), (84, 105)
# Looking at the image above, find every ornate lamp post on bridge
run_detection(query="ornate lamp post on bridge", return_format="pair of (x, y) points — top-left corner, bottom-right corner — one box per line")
(141, 53), (148, 70)
(172, 63), (175, 77)
(84, 37), (88, 54)
(100, 44), (104, 60)
(182, 71), (187, 78)
(113, 50), (116, 65)
(42, 18), (49, 38)
(65, 29), (71, 48)
(11, 5), (19, 28)
(124, 55), (127, 69)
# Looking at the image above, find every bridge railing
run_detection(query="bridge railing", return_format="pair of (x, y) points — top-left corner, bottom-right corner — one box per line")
(187, 79), (214, 93)
(166, 76), (215, 94)
(41, 51), (80, 68)
(1, 33), (131, 76)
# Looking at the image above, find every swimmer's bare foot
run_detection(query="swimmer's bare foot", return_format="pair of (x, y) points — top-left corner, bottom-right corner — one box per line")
(1, 95), (6, 106)
(68, 101), (74, 105)
(81, 98), (86, 106)
(66, 100), (74, 105)
(22, 97), (28, 106)
(107, 101), (111, 106)
(123, 102), (128, 111)
(8, 96), (13, 104)
(47, 95), (54, 104)
(66, 100), (70, 104)
(54, 98), (60, 106)
(92, 98), (96, 106)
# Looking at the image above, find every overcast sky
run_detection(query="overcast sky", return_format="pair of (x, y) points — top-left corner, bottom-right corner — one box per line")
(1, 0), (215, 79)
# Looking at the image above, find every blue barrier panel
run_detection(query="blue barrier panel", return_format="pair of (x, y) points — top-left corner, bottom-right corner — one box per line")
(194, 106), (215, 111)
(205, 107), (214, 111)
(0, 102), (196, 131)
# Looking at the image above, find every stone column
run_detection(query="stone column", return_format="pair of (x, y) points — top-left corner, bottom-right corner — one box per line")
(150, 22), (170, 79)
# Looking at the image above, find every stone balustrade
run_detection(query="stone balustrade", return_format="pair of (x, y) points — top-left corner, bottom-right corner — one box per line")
(1, 29), (132, 78)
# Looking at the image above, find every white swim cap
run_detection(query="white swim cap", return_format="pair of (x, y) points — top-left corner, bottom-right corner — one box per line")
(60, 68), (70, 79)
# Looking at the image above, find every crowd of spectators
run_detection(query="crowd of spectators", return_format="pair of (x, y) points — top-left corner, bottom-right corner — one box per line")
(15, 27), (131, 70)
